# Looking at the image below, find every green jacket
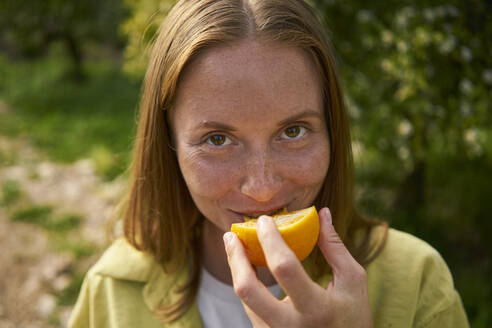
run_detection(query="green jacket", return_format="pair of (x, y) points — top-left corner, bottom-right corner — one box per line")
(69, 228), (469, 327)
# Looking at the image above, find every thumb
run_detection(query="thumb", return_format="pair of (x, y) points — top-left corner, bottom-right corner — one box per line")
(317, 207), (358, 277)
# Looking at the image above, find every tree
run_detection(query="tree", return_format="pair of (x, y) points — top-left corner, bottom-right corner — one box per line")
(313, 1), (491, 325)
(120, 0), (177, 77)
(0, 0), (127, 81)
(313, 0), (491, 209)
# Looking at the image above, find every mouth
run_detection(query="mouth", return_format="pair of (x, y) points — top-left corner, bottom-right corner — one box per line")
(233, 207), (287, 220)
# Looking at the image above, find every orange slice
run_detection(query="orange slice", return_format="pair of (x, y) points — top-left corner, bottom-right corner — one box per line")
(230, 206), (319, 266)
(243, 207), (287, 222)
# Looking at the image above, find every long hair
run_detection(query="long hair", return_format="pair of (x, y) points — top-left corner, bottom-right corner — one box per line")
(121, 0), (387, 322)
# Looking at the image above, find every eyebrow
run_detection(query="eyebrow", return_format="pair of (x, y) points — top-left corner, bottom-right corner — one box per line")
(195, 109), (323, 131)
(277, 110), (323, 126)
(196, 121), (238, 131)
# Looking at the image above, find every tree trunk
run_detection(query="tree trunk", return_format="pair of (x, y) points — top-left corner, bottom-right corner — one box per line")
(63, 33), (86, 82)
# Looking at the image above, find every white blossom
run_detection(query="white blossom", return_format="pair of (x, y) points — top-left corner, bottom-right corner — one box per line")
(415, 28), (431, 46)
(398, 146), (410, 160)
(347, 102), (361, 119)
(381, 59), (394, 73)
(396, 12), (408, 28)
(423, 8), (436, 22)
(357, 10), (373, 23)
(439, 36), (456, 54)
(464, 128), (483, 157)
(460, 47), (473, 62)
(464, 129), (478, 144)
(397, 40), (409, 53)
(459, 79), (473, 95)
(381, 30), (394, 45)
(398, 119), (413, 137)
(482, 69), (492, 85)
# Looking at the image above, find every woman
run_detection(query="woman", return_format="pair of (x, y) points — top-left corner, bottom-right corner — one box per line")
(69, 0), (469, 327)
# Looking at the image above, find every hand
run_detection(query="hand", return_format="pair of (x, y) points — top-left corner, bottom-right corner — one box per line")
(223, 207), (373, 328)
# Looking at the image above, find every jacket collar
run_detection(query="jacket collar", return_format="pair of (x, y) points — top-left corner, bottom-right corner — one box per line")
(91, 238), (202, 327)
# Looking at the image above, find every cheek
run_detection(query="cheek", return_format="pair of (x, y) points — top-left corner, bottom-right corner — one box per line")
(177, 149), (239, 201)
(279, 140), (330, 188)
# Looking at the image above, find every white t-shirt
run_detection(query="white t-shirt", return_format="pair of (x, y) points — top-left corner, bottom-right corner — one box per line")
(197, 267), (283, 328)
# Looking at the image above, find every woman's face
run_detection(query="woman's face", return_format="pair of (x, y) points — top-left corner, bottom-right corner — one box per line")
(170, 39), (330, 234)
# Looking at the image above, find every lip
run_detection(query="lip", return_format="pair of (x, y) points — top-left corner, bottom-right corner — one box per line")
(230, 205), (287, 219)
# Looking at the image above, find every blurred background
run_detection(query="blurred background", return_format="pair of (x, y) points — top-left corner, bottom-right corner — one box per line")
(0, 0), (490, 327)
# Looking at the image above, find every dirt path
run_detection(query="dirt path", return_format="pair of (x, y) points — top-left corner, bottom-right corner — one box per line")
(0, 133), (125, 327)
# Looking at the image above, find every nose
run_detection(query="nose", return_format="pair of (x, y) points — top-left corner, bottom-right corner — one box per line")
(239, 147), (282, 202)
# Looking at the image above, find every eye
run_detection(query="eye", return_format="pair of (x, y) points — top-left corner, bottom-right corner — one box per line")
(281, 126), (307, 140)
(206, 134), (232, 146)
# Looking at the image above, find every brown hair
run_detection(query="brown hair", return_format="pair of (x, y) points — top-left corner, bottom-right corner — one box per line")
(121, 0), (387, 323)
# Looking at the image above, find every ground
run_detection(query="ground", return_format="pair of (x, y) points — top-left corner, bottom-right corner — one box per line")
(0, 130), (124, 327)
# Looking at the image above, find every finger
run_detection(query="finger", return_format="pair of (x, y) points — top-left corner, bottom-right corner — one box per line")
(223, 232), (285, 326)
(256, 216), (319, 312)
(242, 303), (270, 328)
(317, 207), (366, 289)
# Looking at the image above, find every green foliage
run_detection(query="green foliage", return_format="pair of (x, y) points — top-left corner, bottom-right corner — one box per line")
(312, 1), (491, 326)
(0, 0), (128, 80)
(1, 179), (22, 206)
(52, 237), (98, 260)
(56, 272), (86, 306)
(316, 1), (491, 166)
(10, 205), (53, 225)
(0, 48), (139, 177)
(50, 214), (83, 232)
(0, 0), (127, 53)
(10, 205), (82, 232)
(0, 145), (19, 166)
(120, 0), (177, 76)
(90, 145), (122, 181)
(455, 267), (492, 327)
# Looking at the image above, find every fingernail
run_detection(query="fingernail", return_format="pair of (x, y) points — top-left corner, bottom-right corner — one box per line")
(322, 207), (332, 225)
(257, 215), (269, 230)
(223, 232), (234, 247)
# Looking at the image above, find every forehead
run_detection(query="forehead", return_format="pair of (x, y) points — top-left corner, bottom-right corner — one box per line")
(172, 39), (323, 125)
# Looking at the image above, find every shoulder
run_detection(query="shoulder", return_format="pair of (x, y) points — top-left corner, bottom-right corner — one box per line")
(83, 237), (187, 310)
(87, 237), (158, 282)
(366, 227), (469, 327)
(373, 227), (444, 268)
(68, 238), (185, 328)
(369, 227), (451, 290)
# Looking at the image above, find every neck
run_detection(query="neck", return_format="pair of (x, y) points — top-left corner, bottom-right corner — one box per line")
(201, 220), (277, 286)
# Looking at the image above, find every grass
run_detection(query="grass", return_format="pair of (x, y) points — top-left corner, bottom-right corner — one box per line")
(8, 202), (98, 308)
(10, 205), (83, 232)
(52, 236), (98, 259)
(1, 179), (22, 206)
(0, 146), (19, 166)
(56, 272), (86, 307)
(10, 204), (53, 224)
(0, 48), (132, 322)
(0, 46), (140, 180)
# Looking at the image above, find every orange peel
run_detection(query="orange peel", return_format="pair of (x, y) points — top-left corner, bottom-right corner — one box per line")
(230, 206), (319, 266)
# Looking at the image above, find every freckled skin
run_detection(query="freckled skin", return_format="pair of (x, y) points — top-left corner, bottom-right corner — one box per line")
(170, 39), (330, 282)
